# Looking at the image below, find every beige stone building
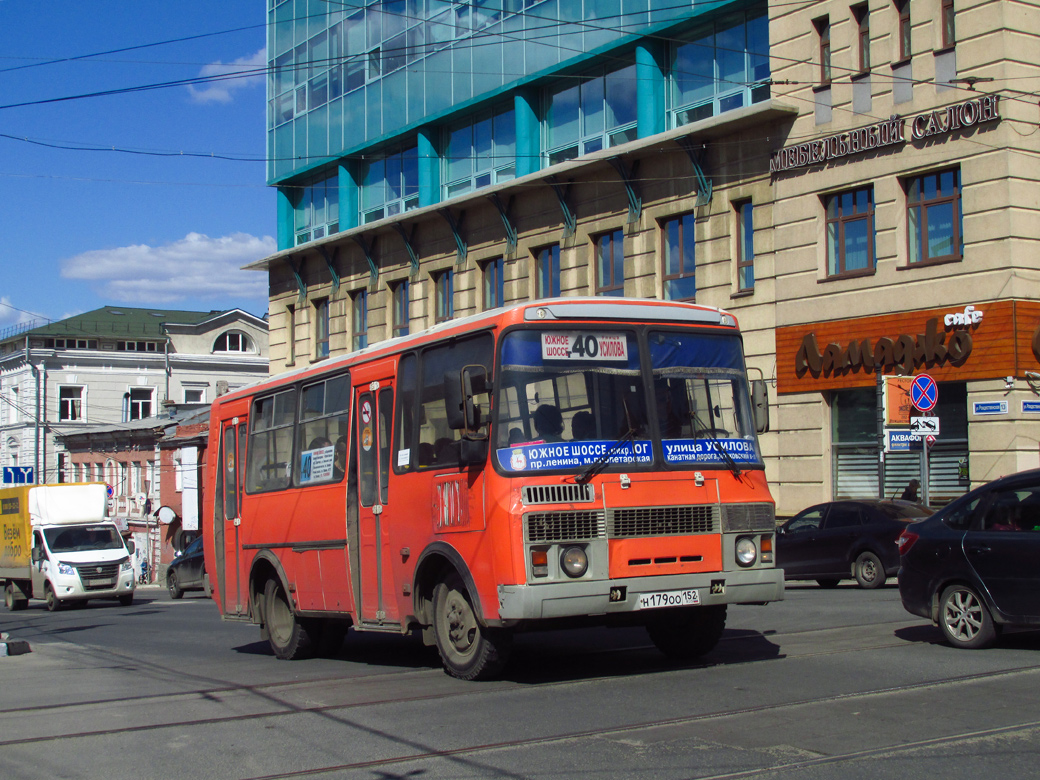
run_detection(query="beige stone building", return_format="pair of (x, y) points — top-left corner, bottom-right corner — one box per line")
(252, 0), (1040, 516)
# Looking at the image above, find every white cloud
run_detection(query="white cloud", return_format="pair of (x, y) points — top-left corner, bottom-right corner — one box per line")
(0, 297), (42, 330)
(60, 232), (275, 305)
(188, 47), (266, 104)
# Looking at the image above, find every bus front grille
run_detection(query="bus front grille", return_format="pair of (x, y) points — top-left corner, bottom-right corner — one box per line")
(74, 561), (121, 591)
(522, 483), (595, 505)
(721, 503), (776, 531)
(607, 505), (719, 538)
(525, 511), (606, 543)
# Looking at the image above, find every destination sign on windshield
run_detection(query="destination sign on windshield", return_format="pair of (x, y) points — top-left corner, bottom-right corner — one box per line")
(541, 332), (628, 362)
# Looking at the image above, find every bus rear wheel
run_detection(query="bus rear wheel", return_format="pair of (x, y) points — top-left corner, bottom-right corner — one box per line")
(264, 578), (315, 660)
(646, 605), (727, 662)
(432, 573), (511, 681)
(5, 582), (27, 611)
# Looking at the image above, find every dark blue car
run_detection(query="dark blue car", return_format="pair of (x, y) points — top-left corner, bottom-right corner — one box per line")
(167, 536), (207, 599)
(898, 468), (1040, 648)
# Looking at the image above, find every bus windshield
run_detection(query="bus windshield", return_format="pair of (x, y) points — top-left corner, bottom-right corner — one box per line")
(494, 328), (761, 473)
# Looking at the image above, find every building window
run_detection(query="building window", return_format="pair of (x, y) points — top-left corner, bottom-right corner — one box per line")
(58, 386), (84, 422)
(662, 214), (696, 301)
(826, 187), (876, 276)
(546, 64), (637, 165)
(314, 298), (330, 359)
(352, 290), (368, 351)
(117, 341), (159, 352)
(285, 304), (296, 365)
(443, 107), (515, 198)
(434, 269), (454, 323)
(907, 169), (962, 265)
(853, 4), (870, 71)
(534, 244), (562, 299)
(896, 0), (911, 60)
(736, 202), (755, 292)
(815, 17), (831, 85)
(594, 229), (625, 297)
(670, 8), (770, 126)
(213, 331), (252, 353)
(184, 388), (206, 404)
(361, 146), (418, 224)
(293, 173), (339, 245)
(127, 388), (154, 421)
(941, 0), (956, 48)
(392, 280), (410, 338)
(483, 257), (505, 310)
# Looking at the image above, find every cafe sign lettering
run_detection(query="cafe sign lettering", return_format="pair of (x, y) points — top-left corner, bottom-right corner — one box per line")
(771, 95), (1000, 174)
(795, 306), (984, 378)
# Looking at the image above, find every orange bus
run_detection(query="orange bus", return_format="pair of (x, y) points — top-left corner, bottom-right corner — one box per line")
(204, 298), (782, 679)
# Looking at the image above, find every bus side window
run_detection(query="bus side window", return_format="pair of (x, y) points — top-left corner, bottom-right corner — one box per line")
(394, 353), (417, 472)
(247, 388), (296, 492)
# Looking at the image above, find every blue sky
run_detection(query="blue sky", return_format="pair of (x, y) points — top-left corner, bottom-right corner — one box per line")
(0, 1), (273, 331)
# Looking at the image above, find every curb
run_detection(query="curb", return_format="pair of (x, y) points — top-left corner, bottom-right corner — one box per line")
(0, 632), (32, 657)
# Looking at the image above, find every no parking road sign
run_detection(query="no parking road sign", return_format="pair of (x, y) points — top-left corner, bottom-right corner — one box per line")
(910, 374), (938, 413)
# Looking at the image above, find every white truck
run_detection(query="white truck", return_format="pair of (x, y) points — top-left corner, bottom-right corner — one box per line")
(1, 483), (136, 611)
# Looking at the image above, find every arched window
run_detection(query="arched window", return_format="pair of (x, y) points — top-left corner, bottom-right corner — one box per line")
(213, 331), (252, 353)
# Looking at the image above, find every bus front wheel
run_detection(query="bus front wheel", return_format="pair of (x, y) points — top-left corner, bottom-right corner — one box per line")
(646, 605), (727, 662)
(432, 573), (511, 681)
(263, 578), (315, 660)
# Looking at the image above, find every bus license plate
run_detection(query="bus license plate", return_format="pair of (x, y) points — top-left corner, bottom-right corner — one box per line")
(638, 589), (700, 609)
(87, 578), (115, 587)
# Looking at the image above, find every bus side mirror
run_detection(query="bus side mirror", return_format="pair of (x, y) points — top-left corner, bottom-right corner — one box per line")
(444, 365), (490, 440)
(31, 547), (42, 564)
(751, 379), (769, 434)
(125, 539), (136, 555)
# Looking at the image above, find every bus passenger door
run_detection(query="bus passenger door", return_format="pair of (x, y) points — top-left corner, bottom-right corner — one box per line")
(354, 375), (398, 624)
(220, 420), (246, 615)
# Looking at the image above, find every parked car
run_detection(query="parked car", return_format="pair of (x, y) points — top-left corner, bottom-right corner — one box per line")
(777, 499), (931, 589)
(898, 468), (1040, 649)
(166, 536), (207, 599)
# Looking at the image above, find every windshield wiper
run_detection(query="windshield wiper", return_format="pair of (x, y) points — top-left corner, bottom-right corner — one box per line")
(575, 397), (637, 485)
(691, 410), (742, 478)
(575, 427), (635, 485)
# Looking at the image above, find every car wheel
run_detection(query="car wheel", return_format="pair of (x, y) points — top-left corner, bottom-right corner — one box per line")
(4, 582), (27, 611)
(118, 594), (134, 607)
(854, 552), (886, 589)
(44, 583), (63, 612)
(816, 579), (841, 589)
(646, 605), (727, 662)
(263, 578), (315, 660)
(432, 572), (511, 680)
(939, 584), (997, 649)
(167, 571), (184, 600)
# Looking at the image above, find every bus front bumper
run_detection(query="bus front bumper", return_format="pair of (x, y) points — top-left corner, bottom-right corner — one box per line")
(496, 568), (784, 621)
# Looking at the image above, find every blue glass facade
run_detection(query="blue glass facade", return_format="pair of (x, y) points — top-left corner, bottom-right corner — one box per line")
(269, 0), (769, 249)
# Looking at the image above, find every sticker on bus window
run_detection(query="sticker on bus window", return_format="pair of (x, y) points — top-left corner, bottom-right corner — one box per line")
(541, 332), (628, 362)
(662, 438), (759, 465)
(498, 440), (653, 472)
(397, 449), (410, 468)
(361, 426), (373, 452)
(299, 445), (335, 484)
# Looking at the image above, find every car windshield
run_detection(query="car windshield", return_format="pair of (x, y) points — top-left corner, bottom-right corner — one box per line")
(44, 525), (124, 553)
(493, 328), (761, 474)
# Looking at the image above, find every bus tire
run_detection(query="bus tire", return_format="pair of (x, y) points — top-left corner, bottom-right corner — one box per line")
(118, 595), (134, 607)
(263, 578), (315, 660)
(646, 605), (727, 662)
(432, 572), (511, 681)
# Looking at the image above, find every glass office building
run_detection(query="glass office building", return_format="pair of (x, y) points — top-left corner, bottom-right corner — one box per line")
(268, 0), (770, 248)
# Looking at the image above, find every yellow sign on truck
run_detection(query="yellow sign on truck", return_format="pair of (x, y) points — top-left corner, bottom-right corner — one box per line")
(1, 483), (136, 611)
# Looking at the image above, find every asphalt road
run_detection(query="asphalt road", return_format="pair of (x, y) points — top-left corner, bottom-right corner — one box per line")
(2, 581), (1039, 780)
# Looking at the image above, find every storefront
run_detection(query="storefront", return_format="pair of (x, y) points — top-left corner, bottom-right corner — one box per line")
(776, 300), (1040, 507)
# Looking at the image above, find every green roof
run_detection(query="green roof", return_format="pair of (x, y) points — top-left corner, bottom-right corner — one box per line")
(12, 307), (224, 342)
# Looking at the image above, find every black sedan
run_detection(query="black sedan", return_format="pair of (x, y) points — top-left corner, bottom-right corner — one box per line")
(898, 468), (1040, 649)
(777, 499), (931, 589)
(167, 536), (207, 599)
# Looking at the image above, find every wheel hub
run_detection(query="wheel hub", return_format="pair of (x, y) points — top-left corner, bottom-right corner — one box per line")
(945, 592), (981, 640)
(445, 594), (475, 653)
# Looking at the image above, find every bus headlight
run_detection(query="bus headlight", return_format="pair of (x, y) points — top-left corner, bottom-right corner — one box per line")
(735, 537), (757, 567)
(560, 546), (588, 578)
(57, 562), (76, 577)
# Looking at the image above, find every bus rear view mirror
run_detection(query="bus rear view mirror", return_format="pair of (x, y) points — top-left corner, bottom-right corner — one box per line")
(751, 379), (769, 434)
(444, 365), (490, 440)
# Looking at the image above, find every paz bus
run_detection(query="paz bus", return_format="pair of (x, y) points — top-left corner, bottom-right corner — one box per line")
(203, 298), (783, 680)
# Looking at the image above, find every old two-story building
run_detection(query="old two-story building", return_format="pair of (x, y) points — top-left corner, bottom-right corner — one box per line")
(0, 307), (269, 575)
(249, 0), (1040, 515)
